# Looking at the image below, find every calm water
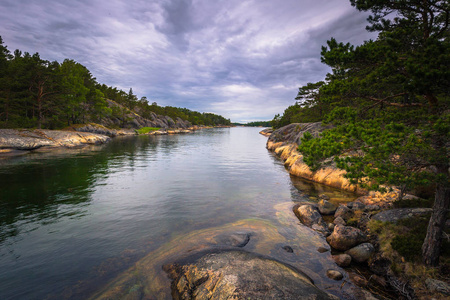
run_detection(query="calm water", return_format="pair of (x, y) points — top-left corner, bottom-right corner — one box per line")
(0, 128), (356, 299)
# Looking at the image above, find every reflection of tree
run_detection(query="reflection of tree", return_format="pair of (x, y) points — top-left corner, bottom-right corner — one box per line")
(0, 136), (160, 244)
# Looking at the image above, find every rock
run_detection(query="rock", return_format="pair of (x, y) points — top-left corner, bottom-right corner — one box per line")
(214, 232), (251, 248)
(317, 246), (329, 253)
(369, 275), (387, 287)
(349, 273), (368, 287)
(326, 225), (368, 251)
(318, 199), (337, 215)
(326, 270), (344, 281)
(345, 243), (375, 263)
(282, 245), (294, 253)
(332, 254), (352, 267)
(318, 194), (330, 200)
(334, 205), (352, 220)
(364, 205), (380, 212)
(296, 205), (329, 234)
(425, 278), (450, 295)
(164, 250), (336, 299)
(0, 129), (110, 150)
(351, 202), (366, 211)
(372, 208), (432, 223)
(259, 128), (273, 137)
(328, 223), (335, 231)
(333, 216), (346, 226)
(73, 123), (121, 137)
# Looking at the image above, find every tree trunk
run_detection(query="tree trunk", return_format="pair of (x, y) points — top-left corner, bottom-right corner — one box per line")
(422, 175), (450, 266)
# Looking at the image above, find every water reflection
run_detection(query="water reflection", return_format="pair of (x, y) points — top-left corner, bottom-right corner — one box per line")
(0, 128), (358, 300)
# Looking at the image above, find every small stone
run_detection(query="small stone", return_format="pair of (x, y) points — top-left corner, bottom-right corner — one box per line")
(345, 243), (375, 263)
(425, 278), (450, 296)
(333, 216), (346, 226)
(318, 194), (330, 200)
(317, 247), (329, 253)
(349, 272), (368, 287)
(326, 270), (343, 281)
(328, 223), (335, 231)
(282, 245), (294, 253)
(332, 254), (352, 267)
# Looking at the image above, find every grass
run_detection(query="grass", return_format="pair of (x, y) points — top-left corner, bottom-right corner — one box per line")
(136, 127), (160, 134)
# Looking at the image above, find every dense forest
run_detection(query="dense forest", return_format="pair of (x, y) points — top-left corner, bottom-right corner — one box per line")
(0, 38), (231, 129)
(273, 0), (449, 267)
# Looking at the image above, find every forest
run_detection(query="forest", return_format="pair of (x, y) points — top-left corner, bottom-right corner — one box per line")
(272, 0), (449, 267)
(0, 39), (231, 129)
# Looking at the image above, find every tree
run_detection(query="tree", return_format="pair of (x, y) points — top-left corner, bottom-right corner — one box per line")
(297, 0), (449, 266)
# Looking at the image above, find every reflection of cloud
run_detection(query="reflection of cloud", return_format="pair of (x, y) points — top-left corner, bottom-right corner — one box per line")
(0, 0), (376, 122)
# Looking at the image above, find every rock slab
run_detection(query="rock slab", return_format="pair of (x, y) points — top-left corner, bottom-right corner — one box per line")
(164, 250), (337, 300)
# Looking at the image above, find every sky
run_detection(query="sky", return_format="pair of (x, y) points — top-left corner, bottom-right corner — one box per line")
(0, 0), (377, 123)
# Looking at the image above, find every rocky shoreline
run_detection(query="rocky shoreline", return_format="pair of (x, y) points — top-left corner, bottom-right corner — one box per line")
(261, 124), (450, 299)
(0, 124), (226, 157)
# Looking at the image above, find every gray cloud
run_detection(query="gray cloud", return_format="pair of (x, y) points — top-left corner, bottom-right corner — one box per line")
(0, 0), (377, 122)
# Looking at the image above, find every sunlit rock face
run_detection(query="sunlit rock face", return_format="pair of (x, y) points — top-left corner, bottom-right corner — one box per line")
(266, 123), (358, 193)
(0, 129), (110, 150)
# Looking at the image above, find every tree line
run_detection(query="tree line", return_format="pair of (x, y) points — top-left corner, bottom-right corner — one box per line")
(0, 38), (230, 129)
(273, 0), (449, 267)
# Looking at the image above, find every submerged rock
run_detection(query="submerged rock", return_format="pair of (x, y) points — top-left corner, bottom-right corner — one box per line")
(326, 225), (368, 251)
(164, 250), (337, 300)
(214, 232), (251, 248)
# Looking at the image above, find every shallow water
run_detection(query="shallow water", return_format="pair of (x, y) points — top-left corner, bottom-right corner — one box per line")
(0, 127), (357, 299)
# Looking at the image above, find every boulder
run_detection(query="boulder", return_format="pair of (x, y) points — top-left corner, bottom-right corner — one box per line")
(296, 205), (328, 233)
(318, 199), (337, 215)
(326, 270), (344, 281)
(164, 250), (337, 299)
(326, 225), (368, 251)
(345, 243), (375, 263)
(334, 205), (352, 220)
(332, 254), (352, 267)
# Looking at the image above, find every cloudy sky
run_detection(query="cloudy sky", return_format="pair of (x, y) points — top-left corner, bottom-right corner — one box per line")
(0, 0), (377, 123)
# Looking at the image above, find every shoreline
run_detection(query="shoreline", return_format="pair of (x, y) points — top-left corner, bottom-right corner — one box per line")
(261, 125), (450, 299)
(0, 124), (232, 158)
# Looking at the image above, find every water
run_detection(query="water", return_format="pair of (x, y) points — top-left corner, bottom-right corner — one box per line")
(0, 128), (357, 299)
